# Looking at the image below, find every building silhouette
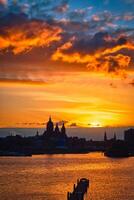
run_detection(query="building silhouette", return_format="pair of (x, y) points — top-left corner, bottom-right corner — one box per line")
(43, 116), (67, 140)
(124, 128), (134, 153)
(124, 128), (134, 142)
(0, 118), (133, 156)
(104, 132), (107, 142)
(114, 133), (116, 141)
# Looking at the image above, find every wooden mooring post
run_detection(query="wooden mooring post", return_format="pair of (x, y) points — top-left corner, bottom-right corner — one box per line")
(67, 178), (89, 200)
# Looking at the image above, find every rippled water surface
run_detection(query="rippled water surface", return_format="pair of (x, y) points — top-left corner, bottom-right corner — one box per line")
(0, 153), (134, 200)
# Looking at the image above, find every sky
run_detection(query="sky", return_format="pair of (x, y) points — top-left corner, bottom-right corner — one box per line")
(0, 0), (134, 128)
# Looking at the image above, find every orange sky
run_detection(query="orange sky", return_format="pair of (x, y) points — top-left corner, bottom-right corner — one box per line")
(0, 2), (134, 128)
(0, 71), (134, 128)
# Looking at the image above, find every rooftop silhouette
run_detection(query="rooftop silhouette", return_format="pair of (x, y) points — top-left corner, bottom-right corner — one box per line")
(0, 118), (134, 156)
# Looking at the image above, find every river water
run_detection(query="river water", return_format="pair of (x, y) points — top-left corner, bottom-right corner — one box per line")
(0, 153), (134, 200)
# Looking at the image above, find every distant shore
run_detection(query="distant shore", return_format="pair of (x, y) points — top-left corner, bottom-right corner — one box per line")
(1, 127), (134, 140)
(0, 150), (134, 157)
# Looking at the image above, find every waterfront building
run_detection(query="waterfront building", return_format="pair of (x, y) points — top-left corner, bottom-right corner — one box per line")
(124, 128), (134, 142)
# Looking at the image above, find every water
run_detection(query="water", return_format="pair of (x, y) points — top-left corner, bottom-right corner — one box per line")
(0, 153), (134, 200)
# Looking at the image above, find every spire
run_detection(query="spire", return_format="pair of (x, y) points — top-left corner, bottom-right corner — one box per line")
(114, 132), (116, 141)
(104, 131), (107, 142)
(46, 116), (54, 133)
(62, 122), (65, 128)
(61, 122), (66, 136)
(49, 116), (52, 121)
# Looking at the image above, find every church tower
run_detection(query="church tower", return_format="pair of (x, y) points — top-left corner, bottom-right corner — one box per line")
(55, 123), (60, 135)
(114, 133), (116, 141)
(46, 116), (54, 134)
(61, 123), (66, 137)
(104, 131), (107, 142)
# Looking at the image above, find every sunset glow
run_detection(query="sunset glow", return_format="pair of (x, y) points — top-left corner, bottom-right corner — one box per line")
(0, 71), (134, 128)
(0, 0), (134, 128)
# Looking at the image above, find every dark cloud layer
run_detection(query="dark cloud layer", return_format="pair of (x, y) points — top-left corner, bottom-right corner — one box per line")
(0, 0), (134, 81)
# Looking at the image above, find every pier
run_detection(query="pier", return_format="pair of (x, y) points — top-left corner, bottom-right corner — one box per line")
(67, 178), (89, 200)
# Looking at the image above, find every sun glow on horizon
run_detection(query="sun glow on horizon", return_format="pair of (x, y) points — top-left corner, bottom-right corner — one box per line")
(0, 0), (134, 130)
(89, 121), (102, 128)
(0, 71), (134, 128)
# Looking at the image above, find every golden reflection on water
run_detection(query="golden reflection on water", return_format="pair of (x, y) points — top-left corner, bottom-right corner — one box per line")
(0, 153), (134, 200)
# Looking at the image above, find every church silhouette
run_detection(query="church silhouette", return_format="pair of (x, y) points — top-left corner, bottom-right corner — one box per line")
(43, 117), (67, 140)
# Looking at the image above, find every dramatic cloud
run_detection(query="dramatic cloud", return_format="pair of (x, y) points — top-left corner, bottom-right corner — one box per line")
(52, 32), (134, 76)
(0, 1), (134, 80)
(0, 18), (62, 54)
(0, 0), (134, 128)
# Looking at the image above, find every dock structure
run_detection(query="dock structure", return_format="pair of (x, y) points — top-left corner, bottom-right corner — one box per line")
(67, 178), (89, 200)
